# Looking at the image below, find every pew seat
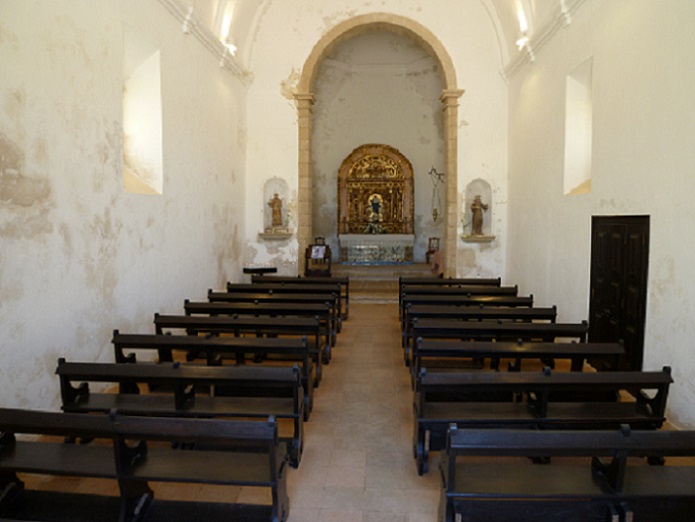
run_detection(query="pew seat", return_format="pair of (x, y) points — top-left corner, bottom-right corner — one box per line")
(111, 331), (316, 419)
(414, 367), (673, 475)
(0, 408), (289, 522)
(56, 359), (305, 467)
(439, 426), (695, 522)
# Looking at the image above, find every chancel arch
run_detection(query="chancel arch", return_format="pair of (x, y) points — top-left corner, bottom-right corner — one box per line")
(295, 13), (463, 275)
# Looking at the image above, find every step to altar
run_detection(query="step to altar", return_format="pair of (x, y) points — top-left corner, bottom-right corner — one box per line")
(332, 263), (433, 303)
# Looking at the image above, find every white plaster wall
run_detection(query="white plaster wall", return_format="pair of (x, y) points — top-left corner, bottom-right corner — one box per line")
(507, 0), (695, 427)
(0, 0), (246, 409)
(244, 0), (508, 277)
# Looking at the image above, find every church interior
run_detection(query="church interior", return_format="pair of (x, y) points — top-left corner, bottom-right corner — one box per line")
(1, 1), (695, 520)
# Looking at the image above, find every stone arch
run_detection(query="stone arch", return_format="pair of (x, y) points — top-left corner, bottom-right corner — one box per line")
(295, 13), (463, 275)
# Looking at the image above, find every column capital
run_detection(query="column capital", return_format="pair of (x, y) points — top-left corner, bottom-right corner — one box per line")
(440, 89), (465, 109)
(294, 92), (315, 107)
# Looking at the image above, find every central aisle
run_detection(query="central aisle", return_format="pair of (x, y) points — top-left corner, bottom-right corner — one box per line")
(286, 302), (440, 522)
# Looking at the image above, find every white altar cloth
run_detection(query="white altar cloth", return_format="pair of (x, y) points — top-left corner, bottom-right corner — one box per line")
(339, 234), (414, 264)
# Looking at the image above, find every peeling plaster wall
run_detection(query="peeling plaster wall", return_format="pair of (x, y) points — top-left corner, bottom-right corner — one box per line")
(243, 0), (507, 276)
(312, 31), (444, 262)
(0, 0), (246, 409)
(507, 0), (695, 427)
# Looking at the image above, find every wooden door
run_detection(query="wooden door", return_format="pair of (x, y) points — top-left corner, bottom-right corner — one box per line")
(588, 216), (649, 371)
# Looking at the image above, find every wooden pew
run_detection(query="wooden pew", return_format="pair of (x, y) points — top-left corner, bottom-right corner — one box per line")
(398, 276), (502, 288)
(402, 304), (558, 354)
(400, 295), (534, 327)
(412, 339), (625, 381)
(251, 274), (350, 320)
(401, 284), (518, 296)
(153, 314), (327, 384)
(398, 276), (502, 311)
(225, 282), (343, 332)
(413, 366), (673, 475)
(400, 284), (519, 321)
(408, 319), (589, 366)
(208, 290), (341, 339)
(112, 331), (316, 417)
(184, 299), (336, 351)
(56, 359), (304, 467)
(439, 426), (695, 522)
(0, 408), (289, 522)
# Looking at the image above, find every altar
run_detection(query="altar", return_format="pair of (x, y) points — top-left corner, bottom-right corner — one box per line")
(336, 144), (416, 266)
(339, 234), (414, 264)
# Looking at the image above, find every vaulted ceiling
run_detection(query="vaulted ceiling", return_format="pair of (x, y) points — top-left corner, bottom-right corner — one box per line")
(180, 0), (579, 72)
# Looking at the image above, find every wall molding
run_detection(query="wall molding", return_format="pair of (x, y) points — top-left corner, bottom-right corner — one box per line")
(157, 0), (252, 82)
(502, 0), (589, 80)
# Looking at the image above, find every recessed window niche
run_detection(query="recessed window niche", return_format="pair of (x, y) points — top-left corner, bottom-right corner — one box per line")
(123, 25), (163, 195)
(564, 57), (593, 195)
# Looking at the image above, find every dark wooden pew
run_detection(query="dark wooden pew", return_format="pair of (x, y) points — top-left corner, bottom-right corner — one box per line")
(402, 304), (558, 353)
(400, 284), (519, 321)
(439, 425), (695, 522)
(112, 331), (316, 417)
(398, 276), (502, 287)
(251, 275), (350, 320)
(400, 294), (534, 326)
(413, 366), (672, 474)
(401, 284), (517, 296)
(225, 282), (343, 332)
(408, 319), (589, 366)
(153, 313), (327, 383)
(184, 299), (336, 350)
(0, 407), (289, 522)
(412, 339), (625, 380)
(56, 359), (304, 467)
(398, 276), (502, 310)
(208, 290), (341, 338)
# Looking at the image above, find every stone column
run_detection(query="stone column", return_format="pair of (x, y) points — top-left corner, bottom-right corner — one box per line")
(440, 89), (464, 277)
(295, 93), (315, 266)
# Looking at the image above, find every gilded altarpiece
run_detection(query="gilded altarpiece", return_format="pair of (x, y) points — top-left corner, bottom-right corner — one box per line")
(338, 144), (415, 264)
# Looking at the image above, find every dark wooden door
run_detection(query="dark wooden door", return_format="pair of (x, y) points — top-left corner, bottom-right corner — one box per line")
(588, 216), (649, 371)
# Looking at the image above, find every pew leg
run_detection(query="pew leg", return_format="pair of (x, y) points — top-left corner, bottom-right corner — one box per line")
(290, 415), (304, 469)
(413, 424), (429, 475)
(0, 471), (24, 511)
(118, 479), (153, 522)
(270, 465), (290, 522)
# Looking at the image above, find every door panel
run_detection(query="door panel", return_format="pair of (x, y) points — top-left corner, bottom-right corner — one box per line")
(588, 216), (649, 371)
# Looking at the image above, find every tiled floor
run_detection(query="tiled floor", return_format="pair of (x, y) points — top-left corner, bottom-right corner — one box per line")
(286, 301), (440, 521)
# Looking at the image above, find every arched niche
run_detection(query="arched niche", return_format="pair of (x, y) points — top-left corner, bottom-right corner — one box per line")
(295, 13), (463, 275)
(259, 177), (292, 239)
(462, 179), (494, 240)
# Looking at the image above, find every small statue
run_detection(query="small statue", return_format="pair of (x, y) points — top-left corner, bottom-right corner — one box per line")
(470, 195), (488, 236)
(368, 193), (383, 222)
(268, 193), (283, 228)
(363, 193), (385, 234)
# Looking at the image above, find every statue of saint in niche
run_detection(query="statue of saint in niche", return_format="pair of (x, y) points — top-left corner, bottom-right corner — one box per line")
(268, 193), (283, 228)
(368, 193), (383, 221)
(364, 193), (384, 234)
(470, 195), (489, 236)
